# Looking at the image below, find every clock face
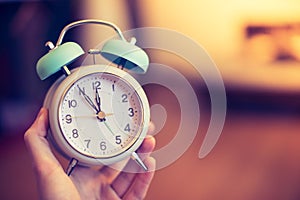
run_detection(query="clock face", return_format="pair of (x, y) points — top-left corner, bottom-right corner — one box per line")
(58, 72), (145, 159)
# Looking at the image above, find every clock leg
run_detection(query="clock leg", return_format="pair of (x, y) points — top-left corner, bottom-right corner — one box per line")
(66, 158), (78, 176)
(131, 152), (148, 171)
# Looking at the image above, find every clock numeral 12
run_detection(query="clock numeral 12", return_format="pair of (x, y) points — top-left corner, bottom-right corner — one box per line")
(92, 81), (101, 90)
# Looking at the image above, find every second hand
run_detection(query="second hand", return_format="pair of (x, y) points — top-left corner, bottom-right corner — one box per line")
(103, 121), (115, 136)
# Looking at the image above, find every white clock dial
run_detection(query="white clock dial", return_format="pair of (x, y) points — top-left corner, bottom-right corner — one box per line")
(58, 72), (144, 159)
(45, 65), (150, 166)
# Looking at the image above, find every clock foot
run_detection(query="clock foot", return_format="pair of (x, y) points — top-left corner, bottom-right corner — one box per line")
(66, 158), (78, 176)
(131, 152), (148, 171)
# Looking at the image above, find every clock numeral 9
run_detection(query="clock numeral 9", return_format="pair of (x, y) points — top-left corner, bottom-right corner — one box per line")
(65, 114), (72, 124)
(72, 129), (79, 138)
(100, 141), (107, 150)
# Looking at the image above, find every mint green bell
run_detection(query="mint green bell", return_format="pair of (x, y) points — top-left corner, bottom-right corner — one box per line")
(36, 42), (84, 80)
(101, 38), (149, 74)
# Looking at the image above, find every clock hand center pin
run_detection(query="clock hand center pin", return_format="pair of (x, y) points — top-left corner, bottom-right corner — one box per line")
(97, 111), (106, 121)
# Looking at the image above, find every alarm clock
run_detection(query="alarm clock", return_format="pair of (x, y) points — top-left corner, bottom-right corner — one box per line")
(36, 19), (150, 175)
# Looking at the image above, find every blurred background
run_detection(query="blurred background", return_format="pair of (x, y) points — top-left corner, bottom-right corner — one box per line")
(1, 0), (300, 199)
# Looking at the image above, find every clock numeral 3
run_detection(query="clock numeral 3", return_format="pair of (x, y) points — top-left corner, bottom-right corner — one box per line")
(128, 108), (134, 117)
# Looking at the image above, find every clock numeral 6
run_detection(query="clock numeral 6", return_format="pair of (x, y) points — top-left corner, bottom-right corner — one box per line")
(100, 141), (107, 150)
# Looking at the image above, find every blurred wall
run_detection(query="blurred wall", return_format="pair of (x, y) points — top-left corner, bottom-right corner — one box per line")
(0, 0), (81, 136)
(136, 0), (300, 91)
(1, 1), (300, 200)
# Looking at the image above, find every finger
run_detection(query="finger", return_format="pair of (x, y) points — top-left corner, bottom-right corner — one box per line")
(136, 123), (156, 162)
(24, 108), (62, 175)
(25, 108), (81, 199)
(137, 135), (156, 158)
(110, 136), (156, 197)
(122, 157), (156, 200)
(99, 126), (156, 182)
(100, 135), (155, 175)
(147, 121), (155, 136)
(97, 157), (130, 183)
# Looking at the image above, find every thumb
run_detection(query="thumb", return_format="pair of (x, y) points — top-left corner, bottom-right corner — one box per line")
(24, 107), (62, 175)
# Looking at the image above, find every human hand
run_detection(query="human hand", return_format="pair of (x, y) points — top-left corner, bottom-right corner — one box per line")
(24, 107), (156, 200)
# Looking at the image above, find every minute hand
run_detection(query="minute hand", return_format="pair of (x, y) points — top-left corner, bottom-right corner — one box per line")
(77, 85), (99, 112)
(95, 88), (101, 112)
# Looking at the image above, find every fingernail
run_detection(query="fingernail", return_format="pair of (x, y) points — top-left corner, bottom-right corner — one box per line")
(37, 108), (44, 119)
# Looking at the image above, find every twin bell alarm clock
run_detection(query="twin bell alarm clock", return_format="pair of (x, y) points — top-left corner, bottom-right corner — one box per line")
(36, 19), (150, 175)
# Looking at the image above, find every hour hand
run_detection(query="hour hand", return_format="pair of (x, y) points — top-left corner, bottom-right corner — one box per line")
(95, 88), (101, 112)
(77, 85), (99, 112)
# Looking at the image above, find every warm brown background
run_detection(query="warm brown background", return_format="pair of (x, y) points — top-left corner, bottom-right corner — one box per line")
(3, 92), (300, 200)
(1, 1), (300, 200)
